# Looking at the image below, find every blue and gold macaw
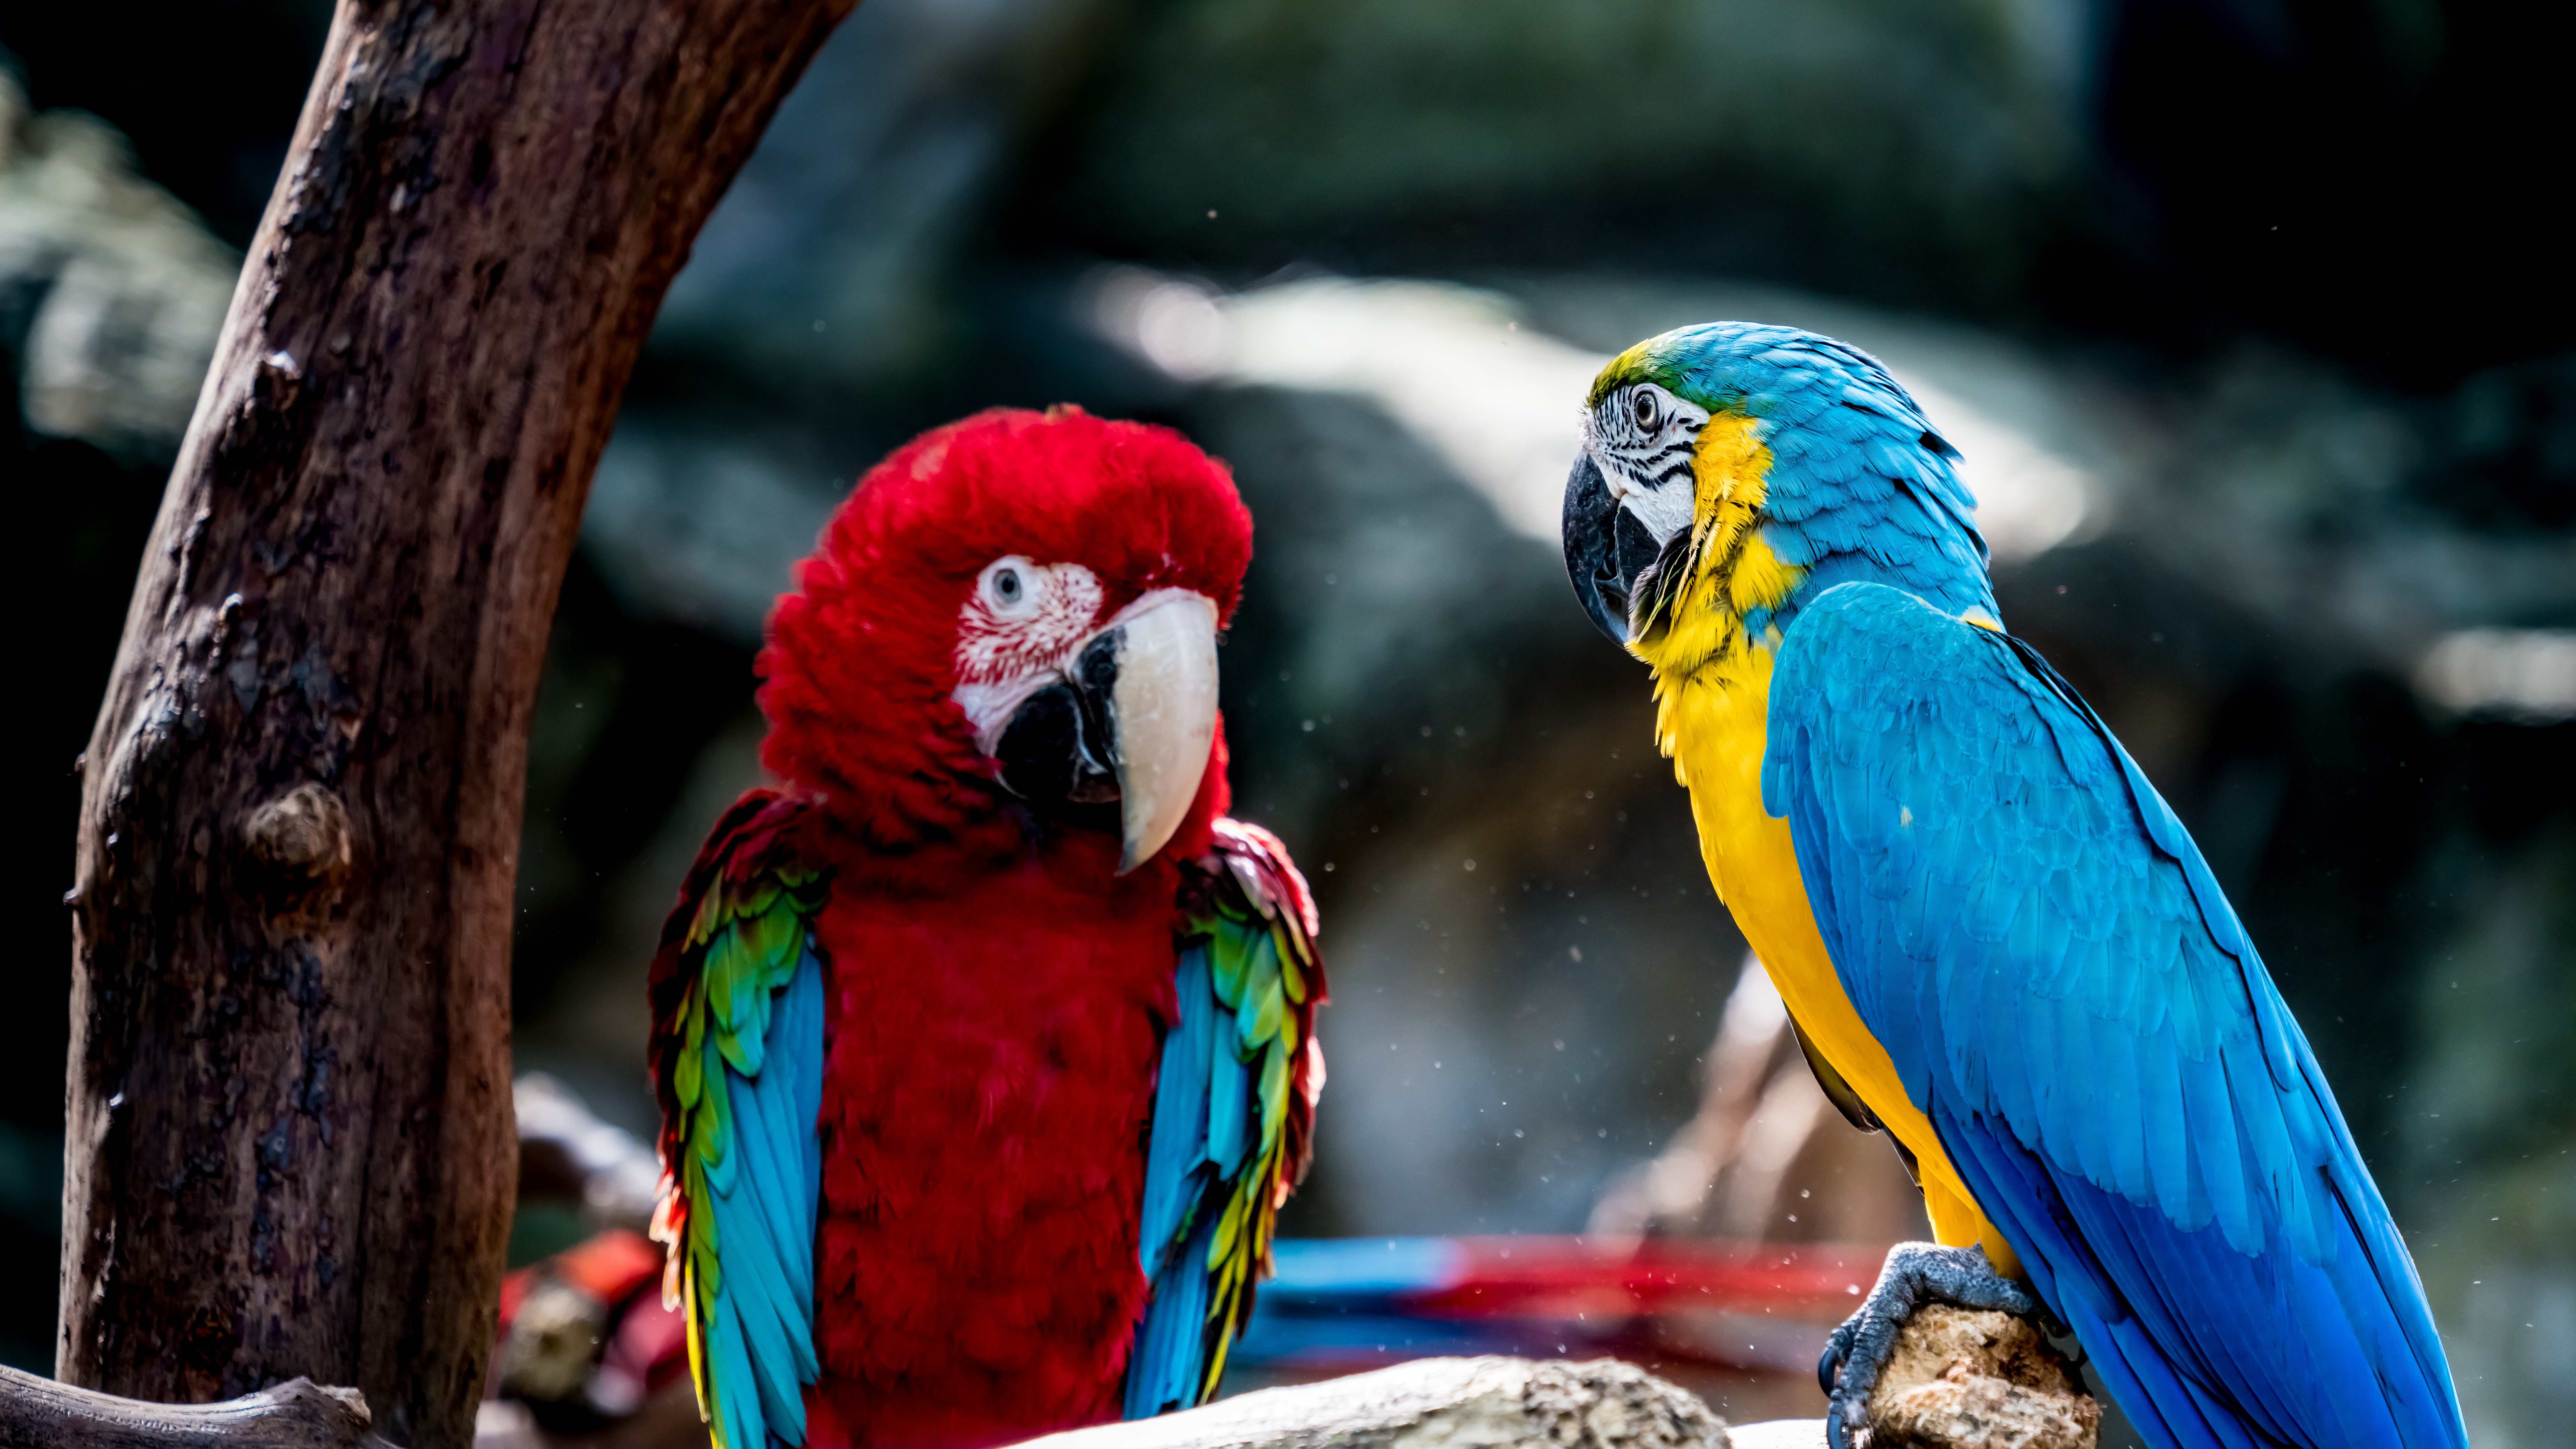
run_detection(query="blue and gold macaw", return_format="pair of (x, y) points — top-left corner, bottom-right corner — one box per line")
(1559, 322), (2467, 1449)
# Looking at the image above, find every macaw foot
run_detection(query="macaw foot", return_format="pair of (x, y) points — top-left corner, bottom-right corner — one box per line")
(1818, 1242), (2050, 1449)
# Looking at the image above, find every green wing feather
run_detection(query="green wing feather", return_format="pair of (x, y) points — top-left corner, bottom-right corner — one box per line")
(647, 789), (828, 1449)
(1129, 819), (1326, 1415)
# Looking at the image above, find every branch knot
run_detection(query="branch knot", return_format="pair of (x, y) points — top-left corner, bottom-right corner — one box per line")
(242, 783), (353, 928)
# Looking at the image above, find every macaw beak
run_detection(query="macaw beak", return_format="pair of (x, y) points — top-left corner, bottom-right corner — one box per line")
(1102, 592), (1220, 872)
(1561, 452), (1665, 648)
(993, 591), (1219, 873)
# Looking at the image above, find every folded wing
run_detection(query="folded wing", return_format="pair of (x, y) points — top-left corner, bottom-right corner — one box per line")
(1762, 582), (2464, 1449)
(647, 790), (829, 1449)
(1125, 819), (1327, 1417)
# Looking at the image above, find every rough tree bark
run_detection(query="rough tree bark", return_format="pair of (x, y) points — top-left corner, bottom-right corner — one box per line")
(60, 1), (856, 1445)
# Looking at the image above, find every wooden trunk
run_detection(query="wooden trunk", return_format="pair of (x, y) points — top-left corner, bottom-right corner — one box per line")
(60, 2), (855, 1444)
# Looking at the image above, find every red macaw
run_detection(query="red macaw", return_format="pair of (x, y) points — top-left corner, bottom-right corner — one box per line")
(645, 407), (1327, 1449)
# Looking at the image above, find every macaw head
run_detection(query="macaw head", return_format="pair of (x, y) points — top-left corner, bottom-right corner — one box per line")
(761, 405), (1250, 871)
(1559, 321), (1994, 661)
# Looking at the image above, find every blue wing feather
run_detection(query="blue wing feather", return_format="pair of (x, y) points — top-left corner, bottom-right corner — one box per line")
(1765, 582), (2465, 1449)
(702, 943), (825, 1447)
(1203, 1034), (1251, 1178)
(1127, 1190), (1222, 1419)
(1139, 945), (1222, 1276)
(709, 1294), (763, 1449)
(1126, 824), (1326, 1420)
(1128, 938), (1258, 1418)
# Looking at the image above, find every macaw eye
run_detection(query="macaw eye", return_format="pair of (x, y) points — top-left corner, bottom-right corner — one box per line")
(1631, 387), (1661, 432)
(979, 556), (1041, 617)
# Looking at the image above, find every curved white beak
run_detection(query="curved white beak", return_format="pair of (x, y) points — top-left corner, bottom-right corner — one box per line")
(1109, 592), (1220, 873)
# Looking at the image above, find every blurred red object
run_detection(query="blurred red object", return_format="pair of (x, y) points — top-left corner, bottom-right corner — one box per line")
(1404, 1236), (1883, 1321)
(493, 1229), (690, 1422)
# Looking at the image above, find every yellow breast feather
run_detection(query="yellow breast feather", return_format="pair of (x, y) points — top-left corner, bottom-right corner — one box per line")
(1634, 419), (2006, 1259)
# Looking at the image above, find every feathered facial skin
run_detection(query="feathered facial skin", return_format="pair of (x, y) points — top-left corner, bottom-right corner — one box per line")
(759, 405), (1251, 872)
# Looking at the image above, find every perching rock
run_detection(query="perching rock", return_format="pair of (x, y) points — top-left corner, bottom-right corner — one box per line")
(1864, 1305), (2099, 1449)
(1014, 1357), (1729, 1449)
(1721, 1425), (1826, 1449)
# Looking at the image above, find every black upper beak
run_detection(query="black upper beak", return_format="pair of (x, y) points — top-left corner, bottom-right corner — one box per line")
(1562, 452), (1663, 648)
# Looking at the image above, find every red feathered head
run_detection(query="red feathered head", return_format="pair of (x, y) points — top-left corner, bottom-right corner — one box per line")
(759, 406), (1252, 863)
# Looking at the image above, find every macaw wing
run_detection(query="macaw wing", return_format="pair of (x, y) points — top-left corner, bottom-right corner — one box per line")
(647, 788), (828, 1449)
(1125, 819), (1327, 1417)
(1761, 582), (2464, 1449)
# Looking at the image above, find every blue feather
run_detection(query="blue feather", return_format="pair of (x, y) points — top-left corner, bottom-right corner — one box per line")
(1765, 581), (2466, 1449)
(1124, 1210), (1219, 1419)
(1203, 1016), (1250, 1177)
(730, 1056), (800, 1282)
(1129, 931), (1261, 1417)
(709, 1296), (764, 1449)
(1125, 843), (1321, 1422)
(702, 950), (825, 1447)
(1139, 947), (1218, 1273)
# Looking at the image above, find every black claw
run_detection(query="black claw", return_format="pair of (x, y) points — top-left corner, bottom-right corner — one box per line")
(1819, 1241), (2053, 1446)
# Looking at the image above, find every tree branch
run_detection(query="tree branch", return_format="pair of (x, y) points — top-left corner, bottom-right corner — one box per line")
(62, 2), (854, 1445)
(0, 1368), (394, 1449)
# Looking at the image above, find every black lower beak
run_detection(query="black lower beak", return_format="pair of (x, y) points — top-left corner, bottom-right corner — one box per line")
(996, 632), (1122, 819)
(1562, 453), (1663, 648)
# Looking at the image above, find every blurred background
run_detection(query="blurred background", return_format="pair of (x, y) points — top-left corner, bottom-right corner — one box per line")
(6, 0), (2573, 1442)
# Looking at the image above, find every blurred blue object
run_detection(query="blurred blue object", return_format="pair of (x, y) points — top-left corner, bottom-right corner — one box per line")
(1235, 1238), (1488, 1364)
(1232, 1236), (1886, 1381)
(1268, 1237), (1471, 1298)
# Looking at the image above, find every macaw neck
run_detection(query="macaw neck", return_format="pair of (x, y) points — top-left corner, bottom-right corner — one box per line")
(1631, 411), (1999, 692)
(1629, 413), (1804, 689)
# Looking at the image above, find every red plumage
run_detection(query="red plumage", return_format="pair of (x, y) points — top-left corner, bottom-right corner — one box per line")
(759, 405), (1250, 861)
(647, 406), (1313, 1449)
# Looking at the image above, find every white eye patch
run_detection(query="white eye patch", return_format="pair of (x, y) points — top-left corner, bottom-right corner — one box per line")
(952, 558), (1106, 751)
(1586, 383), (1711, 545)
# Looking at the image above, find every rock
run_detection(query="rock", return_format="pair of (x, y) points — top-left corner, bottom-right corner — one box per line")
(1013, 1356), (1729, 1449)
(1862, 1305), (2099, 1449)
(0, 73), (238, 464)
(1722, 1423), (1825, 1449)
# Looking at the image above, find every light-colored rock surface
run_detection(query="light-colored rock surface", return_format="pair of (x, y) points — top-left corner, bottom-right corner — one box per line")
(1864, 1306), (2099, 1449)
(1017, 1358), (1728, 1449)
(1722, 1422), (1824, 1449)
